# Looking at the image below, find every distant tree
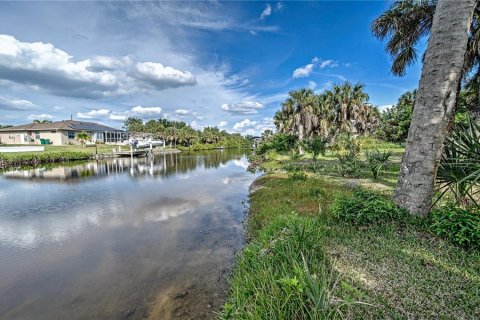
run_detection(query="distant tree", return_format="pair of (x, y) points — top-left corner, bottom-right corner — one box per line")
(303, 136), (329, 161)
(76, 131), (91, 147)
(261, 129), (274, 140)
(376, 90), (416, 143)
(123, 117), (144, 133)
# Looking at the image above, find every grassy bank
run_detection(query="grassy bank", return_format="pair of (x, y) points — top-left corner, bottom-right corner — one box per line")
(221, 148), (480, 319)
(0, 150), (93, 168)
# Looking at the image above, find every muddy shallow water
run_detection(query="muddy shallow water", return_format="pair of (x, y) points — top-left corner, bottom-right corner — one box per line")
(0, 150), (255, 320)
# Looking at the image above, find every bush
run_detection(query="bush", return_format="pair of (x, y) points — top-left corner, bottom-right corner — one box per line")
(302, 137), (329, 161)
(331, 188), (408, 225)
(256, 133), (298, 155)
(365, 149), (391, 179)
(430, 206), (480, 250)
(289, 171), (307, 181)
(333, 133), (360, 177)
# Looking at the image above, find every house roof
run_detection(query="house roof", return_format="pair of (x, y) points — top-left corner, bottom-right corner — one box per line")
(0, 120), (122, 132)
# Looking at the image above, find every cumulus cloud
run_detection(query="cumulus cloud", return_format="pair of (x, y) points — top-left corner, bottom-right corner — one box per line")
(77, 108), (110, 119)
(109, 113), (128, 121)
(221, 101), (264, 115)
(131, 105), (162, 116)
(218, 121), (228, 127)
(232, 117), (275, 136)
(27, 113), (53, 120)
(292, 63), (315, 79)
(135, 62), (196, 89)
(233, 118), (257, 130)
(174, 109), (190, 115)
(260, 4), (272, 19)
(0, 96), (37, 110)
(308, 81), (317, 90)
(0, 34), (198, 99)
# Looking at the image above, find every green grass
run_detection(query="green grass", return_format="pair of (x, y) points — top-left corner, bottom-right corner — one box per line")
(222, 171), (480, 319)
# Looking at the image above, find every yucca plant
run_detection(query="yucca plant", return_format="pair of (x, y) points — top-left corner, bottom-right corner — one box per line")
(435, 117), (480, 207)
(365, 149), (391, 179)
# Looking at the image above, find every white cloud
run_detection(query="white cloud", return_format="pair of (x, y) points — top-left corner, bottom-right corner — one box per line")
(221, 101), (264, 115)
(319, 59), (339, 69)
(218, 121), (228, 127)
(293, 57), (340, 79)
(380, 104), (394, 111)
(109, 113), (128, 121)
(190, 120), (203, 130)
(0, 96), (37, 110)
(308, 81), (317, 90)
(0, 34), (198, 99)
(233, 118), (257, 130)
(77, 108), (110, 119)
(131, 105), (162, 116)
(27, 113), (53, 120)
(292, 63), (315, 79)
(53, 106), (64, 110)
(174, 109), (190, 115)
(135, 62), (197, 89)
(232, 117), (275, 136)
(260, 4), (272, 19)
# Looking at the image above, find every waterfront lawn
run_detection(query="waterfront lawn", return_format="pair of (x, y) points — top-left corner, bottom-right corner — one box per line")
(222, 172), (480, 318)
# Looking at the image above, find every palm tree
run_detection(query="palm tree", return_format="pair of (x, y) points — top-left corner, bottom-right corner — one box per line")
(76, 131), (91, 147)
(385, 0), (477, 216)
(278, 88), (319, 154)
(371, 0), (480, 78)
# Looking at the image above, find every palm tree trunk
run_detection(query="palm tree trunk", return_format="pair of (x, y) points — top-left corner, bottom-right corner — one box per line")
(393, 0), (476, 216)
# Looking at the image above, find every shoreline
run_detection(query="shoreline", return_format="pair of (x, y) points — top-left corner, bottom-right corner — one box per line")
(0, 148), (182, 171)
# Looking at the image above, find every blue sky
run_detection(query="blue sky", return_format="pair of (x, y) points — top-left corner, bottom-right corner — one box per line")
(0, 1), (425, 135)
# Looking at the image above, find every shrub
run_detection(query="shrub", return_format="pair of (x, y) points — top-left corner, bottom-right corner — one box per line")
(365, 149), (391, 179)
(289, 171), (307, 181)
(302, 137), (329, 161)
(331, 188), (408, 225)
(336, 152), (359, 177)
(436, 117), (480, 207)
(333, 133), (361, 177)
(430, 206), (480, 250)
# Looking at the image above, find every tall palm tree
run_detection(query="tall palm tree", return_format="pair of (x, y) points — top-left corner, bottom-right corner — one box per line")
(386, 0), (477, 216)
(372, 0), (480, 78)
(278, 88), (319, 153)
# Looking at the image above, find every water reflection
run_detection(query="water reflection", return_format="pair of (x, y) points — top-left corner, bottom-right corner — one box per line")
(3, 150), (246, 181)
(0, 150), (255, 319)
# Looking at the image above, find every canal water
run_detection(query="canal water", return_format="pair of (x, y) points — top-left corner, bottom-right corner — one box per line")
(0, 150), (255, 320)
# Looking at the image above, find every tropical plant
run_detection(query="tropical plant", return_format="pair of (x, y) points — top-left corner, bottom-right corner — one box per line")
(332, 188), (409, 225)
(371, 0), (480, 78)
(435, 117), (480, 207)
(430, 205), (480, 250)
(365, 149), (392, 179)
(376, 90), (415, 143)
(374, 0), (477, 216)
(75, 131), (91, 147)
(302, 137), (329, 161)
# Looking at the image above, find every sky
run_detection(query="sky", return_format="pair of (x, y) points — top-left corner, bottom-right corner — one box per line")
(0, 1), (425, 135)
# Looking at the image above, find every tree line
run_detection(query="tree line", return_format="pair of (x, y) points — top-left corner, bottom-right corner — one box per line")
(123, 117), (249, 149)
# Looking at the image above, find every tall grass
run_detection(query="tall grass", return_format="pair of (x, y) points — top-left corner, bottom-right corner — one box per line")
(222, 215), (344, 319)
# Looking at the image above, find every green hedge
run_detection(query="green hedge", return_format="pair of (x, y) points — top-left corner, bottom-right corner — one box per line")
(0, 151), (92, 167)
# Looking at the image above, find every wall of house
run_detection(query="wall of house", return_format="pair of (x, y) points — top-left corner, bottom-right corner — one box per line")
(0, 132), (35, 145)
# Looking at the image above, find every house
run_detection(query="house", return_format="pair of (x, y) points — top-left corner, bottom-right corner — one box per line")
(0, 120), (126, 145)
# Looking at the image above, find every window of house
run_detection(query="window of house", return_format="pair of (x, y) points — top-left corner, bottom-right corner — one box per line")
(35, 132), (40, 140)
(67, 131), (75, 139)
